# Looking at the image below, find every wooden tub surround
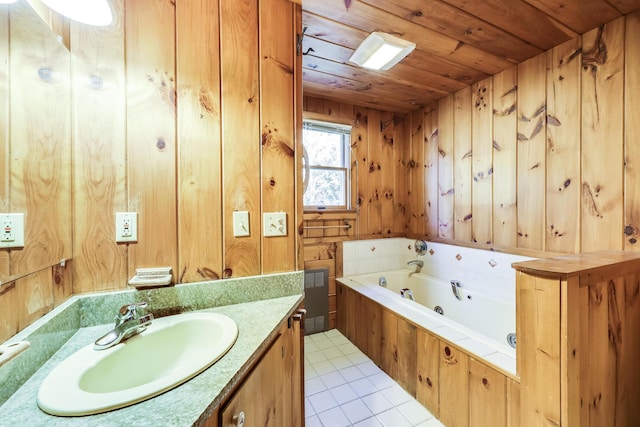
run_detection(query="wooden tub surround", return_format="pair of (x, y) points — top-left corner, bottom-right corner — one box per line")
(337, 251), (640, 427)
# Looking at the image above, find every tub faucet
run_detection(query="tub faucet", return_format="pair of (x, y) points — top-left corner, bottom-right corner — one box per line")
(407, 260), (423, 273)
(94, 302), (154, 351)
(400, 288), (414, 301)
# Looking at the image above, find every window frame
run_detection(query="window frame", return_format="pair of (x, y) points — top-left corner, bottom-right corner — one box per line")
(302, 119), (352, 210)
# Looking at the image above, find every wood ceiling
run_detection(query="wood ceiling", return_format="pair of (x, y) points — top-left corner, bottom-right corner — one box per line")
(301, 0), (640, 113)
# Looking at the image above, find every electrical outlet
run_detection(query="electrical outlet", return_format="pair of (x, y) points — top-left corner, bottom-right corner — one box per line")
(115, 212), (137, 243)
(233, 211), (250, 237)
(263, 212), (287, 237)
(0, 213), (25, 248)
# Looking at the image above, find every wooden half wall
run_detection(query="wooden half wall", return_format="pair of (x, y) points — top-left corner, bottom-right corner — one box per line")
(410, 13), (640, 255)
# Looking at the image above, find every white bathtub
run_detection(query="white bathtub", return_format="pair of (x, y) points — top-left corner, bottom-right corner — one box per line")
(339, 268), (517, 373)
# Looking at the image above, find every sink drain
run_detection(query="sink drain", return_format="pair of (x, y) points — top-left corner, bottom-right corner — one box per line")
(507, 333), (517, 348)
(434, 306), (444, 315)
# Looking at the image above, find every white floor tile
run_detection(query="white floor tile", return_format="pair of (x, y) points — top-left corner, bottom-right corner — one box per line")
(313, 359), (337, 376)
(376, 407), (412, 427)
(338, 342), (360, 355)
(361, 391), (394, 414)
(328, 383), (359, 405)
(349, 377), (378, 397)
(367, 371), (396, 391)
(415, 417), (445, 426)
(305, 365), (318, 379)
(305, 376), (326, 395)
(308, 333), (329, 343)
(305, 415), (323, 427)
(315, 338), (337, 350)
(308, 389), (339, 414)
(306, 350), (328, 364)
(325, 329), (341, 337)
(305, 397), (315, 417)
(338, 365), (365, 382)
(347, 351), (371, 365)
(380, 384), (413, 406)
(330, 355), (354, 371)
(329, 335), (350, 346)
(354, 416), (385, 427)
(317, 406), (352, 427)
(305, 341), (320, 353)
(341, 398), (375, 424)
(320, 370), (347, 389)
(396, 399), (433, 424)
(356, 360), (382, 376)
(322, 346), (345, 360)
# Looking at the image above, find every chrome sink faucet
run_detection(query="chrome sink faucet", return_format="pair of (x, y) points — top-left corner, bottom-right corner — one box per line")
(407, 260), (423, 273)
(94, 302), (154, 351)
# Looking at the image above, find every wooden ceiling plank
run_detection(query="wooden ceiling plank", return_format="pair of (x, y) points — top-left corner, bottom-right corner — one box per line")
(605, 0), (640, 14)
(303, 36), (469, 93)
(302, 11), (490, 83)
(523, 0), (622, 33)
(302, 55), (449, 101)
(303, 0), (515, 74)
(303, 68), (431, 105)
(360, 0), (542, 62)
(440, 0), (577, 50)
(303, 81), (422, 113)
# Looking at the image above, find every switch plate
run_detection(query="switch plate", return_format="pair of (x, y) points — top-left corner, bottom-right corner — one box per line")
(115, 212), (137, 243)
(263, 212), (287, 237)
(0, 213), (25, 248)
(233, 211), (250, 237)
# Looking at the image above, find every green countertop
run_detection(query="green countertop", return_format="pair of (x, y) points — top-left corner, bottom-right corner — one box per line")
(0, 272), (303, 426)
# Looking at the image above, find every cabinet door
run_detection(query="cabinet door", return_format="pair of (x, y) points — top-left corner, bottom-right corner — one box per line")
(439, 342), (469, 427)
(220, 330), (287, 427)
(469, 357), (506, 427)
(416, 329), (439, 417)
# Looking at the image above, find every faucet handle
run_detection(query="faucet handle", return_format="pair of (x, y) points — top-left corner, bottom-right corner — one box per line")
(118, 301), (148, 319)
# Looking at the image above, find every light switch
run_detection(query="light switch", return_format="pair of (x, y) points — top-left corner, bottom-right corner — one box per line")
(233, 211), (250, 237)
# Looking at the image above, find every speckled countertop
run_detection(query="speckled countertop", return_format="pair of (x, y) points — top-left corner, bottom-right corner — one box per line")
(0, 272), (303, 426)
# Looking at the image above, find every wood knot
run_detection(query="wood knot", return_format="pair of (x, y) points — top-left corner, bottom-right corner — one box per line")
(156, 138), (167, 151)
(222, 268), (233, 279)
(270, 178), (276, 187)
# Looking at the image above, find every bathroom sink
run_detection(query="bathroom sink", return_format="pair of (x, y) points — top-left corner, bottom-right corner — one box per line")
(37, 311), (238, 416)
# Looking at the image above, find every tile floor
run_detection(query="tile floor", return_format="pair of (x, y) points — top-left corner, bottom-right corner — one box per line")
(304, 329), (443, 427)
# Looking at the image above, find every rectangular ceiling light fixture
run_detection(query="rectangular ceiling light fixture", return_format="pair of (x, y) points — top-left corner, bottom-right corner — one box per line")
(349, 32), (416, 71)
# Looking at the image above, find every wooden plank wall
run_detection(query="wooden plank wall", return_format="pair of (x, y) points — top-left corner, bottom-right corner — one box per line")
(411, 14), (639, 254)
(0, 2), (73, 342)
(301, 95), (409, 328)
(0, 0), (301, 342)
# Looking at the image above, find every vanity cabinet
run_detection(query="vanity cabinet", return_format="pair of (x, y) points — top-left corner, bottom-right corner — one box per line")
(217, 309), (304, 427)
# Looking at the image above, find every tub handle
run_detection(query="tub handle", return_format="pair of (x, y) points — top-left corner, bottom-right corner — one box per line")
(450, 280), (463, 300)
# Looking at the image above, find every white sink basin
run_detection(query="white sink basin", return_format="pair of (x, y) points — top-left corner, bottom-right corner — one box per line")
(37, 311), (238, 416)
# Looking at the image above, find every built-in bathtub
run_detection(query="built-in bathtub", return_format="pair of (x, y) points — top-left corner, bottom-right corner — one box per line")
(337, 238), (533, 375)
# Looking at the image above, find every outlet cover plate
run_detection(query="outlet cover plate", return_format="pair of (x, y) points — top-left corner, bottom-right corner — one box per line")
(115, 212), (137, 243)
(263, 212), (287, 237)
(0, 213), (25, 248)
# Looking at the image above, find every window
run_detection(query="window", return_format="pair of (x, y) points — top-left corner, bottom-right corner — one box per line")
(302, 120), (351, 209)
